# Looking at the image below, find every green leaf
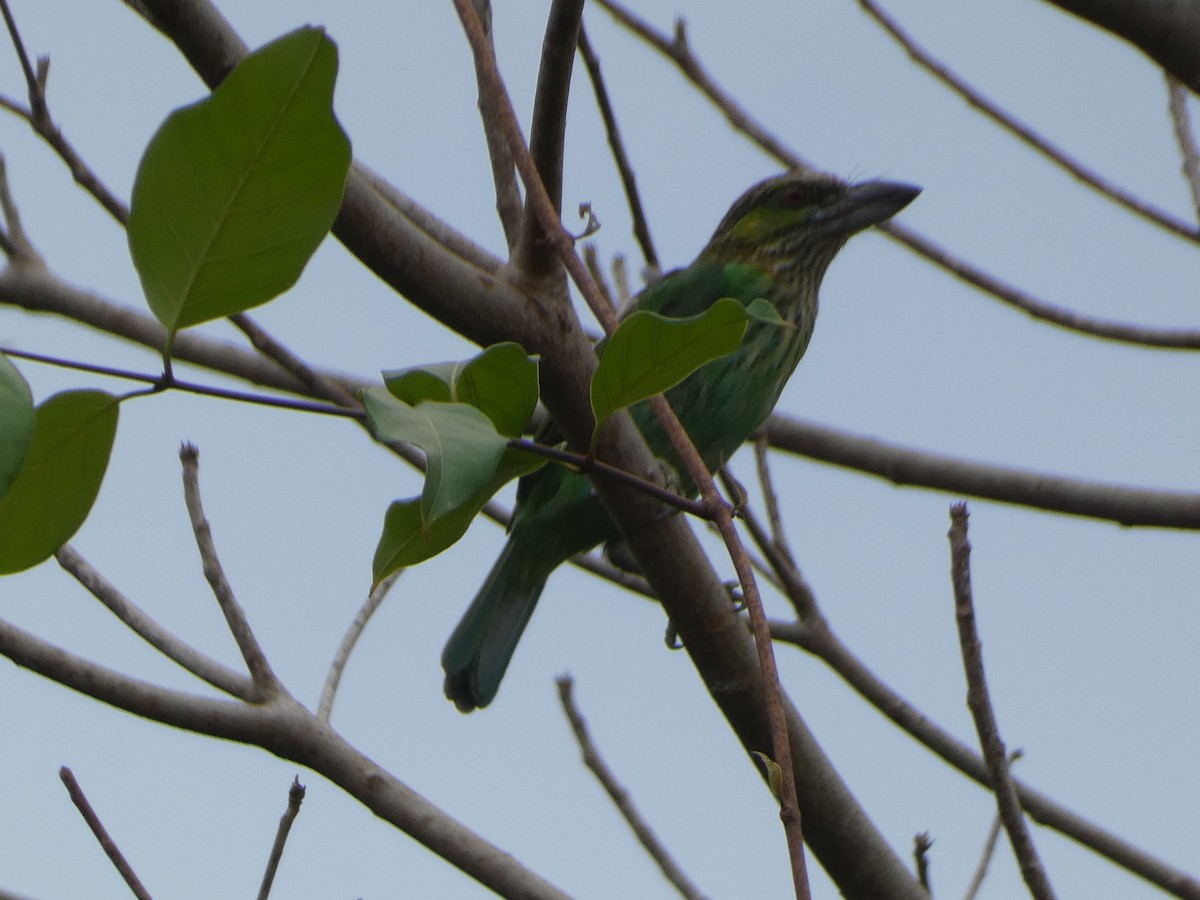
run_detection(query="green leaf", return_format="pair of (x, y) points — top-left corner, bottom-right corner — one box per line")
(0, 390), (119, 575)
(745, 297), (785, 324)
(384, 343), (537, 438)
(128, 26), (352, 333)
(371, 445), (544, 581)
(0, 353), (34, 496)
(362, 387), (508, 523)
(590, 296), (749, 448)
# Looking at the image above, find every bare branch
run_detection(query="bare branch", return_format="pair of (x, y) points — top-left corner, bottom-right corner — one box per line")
(597, 0), (1200, 351)
(749, 503), (1199, 897)
(318, 573), (401, 723)
(764, 416), (1200, 529)
(59, 767), (152, 900)
(513, 0), (584, 279)
(948, 504), (1056, 898)
(556, 677), (710, 900)
(0, 615), (573, 898)
(55, 544), (254, 700)
(886, 224), (1200, 349)
(963, 751), (1023, 900)
(577, 24), (659, 270)
(1166, 76), (1200, 221)
(180, 445), (281, 696)
(912, 832), (933, 895)
(228, 313), (359, 408)
(1038, 0), (1200, 97)
(0, 155), (41, 264)
(257, 777), (305, 900)
(859, 0), (1200, 243)
(0, 1), (129, 224)
(468, 1), (522, 248)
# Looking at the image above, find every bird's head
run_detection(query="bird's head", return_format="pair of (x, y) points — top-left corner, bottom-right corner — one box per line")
(701, 170), (920, 273)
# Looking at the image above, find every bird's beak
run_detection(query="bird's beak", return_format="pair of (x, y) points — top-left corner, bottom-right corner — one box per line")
(811, 180), (921, 237)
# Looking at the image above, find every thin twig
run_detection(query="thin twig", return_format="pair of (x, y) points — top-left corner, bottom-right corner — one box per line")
(596, 0), (1200, 352)
(56, 545), (254, 700)
(963, 750), (1023, 900)
(577, 24), (659, 270)
(59, 767), (153, 900)
(764, 415), (1200, 530)
(0, 0), (130, 224)
(744, 500), (1198, 896)
(454, 5), (809, 891)
(257, 777), (306, 900)
(912, 832), (933, 895)
(513, 0), (584, 279)
(1166, 76), (1200, 222)
(468, 1), (522, 249)
(948, 504), (1056, 899)
(509, 437), (709, 519)
(318, 573), (402, 723)
(180, 444), (281, 697)
(962, 812), (1004, 900)
(753, 435), (793, 565)
(556, 676), (710, 900)
(0, 155), (40, 264)
(228, 314), (359, 408)
(858, 0), (1200, 243)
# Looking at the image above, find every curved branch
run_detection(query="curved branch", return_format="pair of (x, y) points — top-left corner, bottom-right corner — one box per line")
(764, 416), (1200, 529)
(513, 0), (584, 278)
(1040, 0), (1200, 97)
(859, 0), (1200, 244)
(0, 615), (572, 898)
(595, 0), (1200, 351)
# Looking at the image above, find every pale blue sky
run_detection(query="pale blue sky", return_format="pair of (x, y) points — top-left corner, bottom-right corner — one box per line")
(1, 2), (1197, 898)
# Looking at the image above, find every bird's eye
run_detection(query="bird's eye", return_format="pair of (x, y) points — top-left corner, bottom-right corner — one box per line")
(780, 186), (807, 208)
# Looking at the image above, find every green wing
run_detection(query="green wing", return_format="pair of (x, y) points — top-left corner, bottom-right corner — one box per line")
(633, 262), (774, 318)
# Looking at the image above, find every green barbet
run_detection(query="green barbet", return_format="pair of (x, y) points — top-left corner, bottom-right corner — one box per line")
(443, 170), (919, 711)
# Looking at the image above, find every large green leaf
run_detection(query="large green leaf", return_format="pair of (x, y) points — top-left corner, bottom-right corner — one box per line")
(590, 296), (750, 449)
(128, 26), (351, 332)
(0, 353), (34, 496)
(371, 445), (544, 582)
(363, 387), (509, 523)
(383, 343), (538, 438)
(0, 390), (119, 575)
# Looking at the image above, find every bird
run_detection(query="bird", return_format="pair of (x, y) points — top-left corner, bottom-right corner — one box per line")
(442, 169), (920, 711)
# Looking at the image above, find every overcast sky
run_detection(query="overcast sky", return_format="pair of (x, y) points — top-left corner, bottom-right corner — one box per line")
(1, 2), (1198, 898)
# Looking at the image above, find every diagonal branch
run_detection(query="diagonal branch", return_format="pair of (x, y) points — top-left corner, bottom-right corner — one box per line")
(858, 0), (1200, 244)
(512, 0), (584, 278)
(949, 505), (1057, 899)
(56, 544), (254, 700)
(180, 445), (282, 697)
(595, 0), (1200, 352)
(763, 416), (1200, 529)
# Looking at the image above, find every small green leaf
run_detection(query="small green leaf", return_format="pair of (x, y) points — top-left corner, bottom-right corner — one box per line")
(590, 297), (749, 448)
(371, 445), (544, 581)
(128, 26), (351, 333)
(0, 353), (34, 496)
(362, 387), (508, 523)
(0, 390), (119, 575)
(384, 368), (453, 406)
(384, 343), (538, 437)
(744, 297), (784, 324)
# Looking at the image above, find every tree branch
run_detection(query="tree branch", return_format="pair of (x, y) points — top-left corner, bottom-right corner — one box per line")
(949, 505), (1057, 899)
(1039, 0), (1200, 97)
(858, 0), (1200, 244)
(596, 0), (1200, 351)
(763, 416), (1200, 529)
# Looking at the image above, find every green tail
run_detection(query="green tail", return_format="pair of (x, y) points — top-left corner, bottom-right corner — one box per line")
(441, 533), (551, 712)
